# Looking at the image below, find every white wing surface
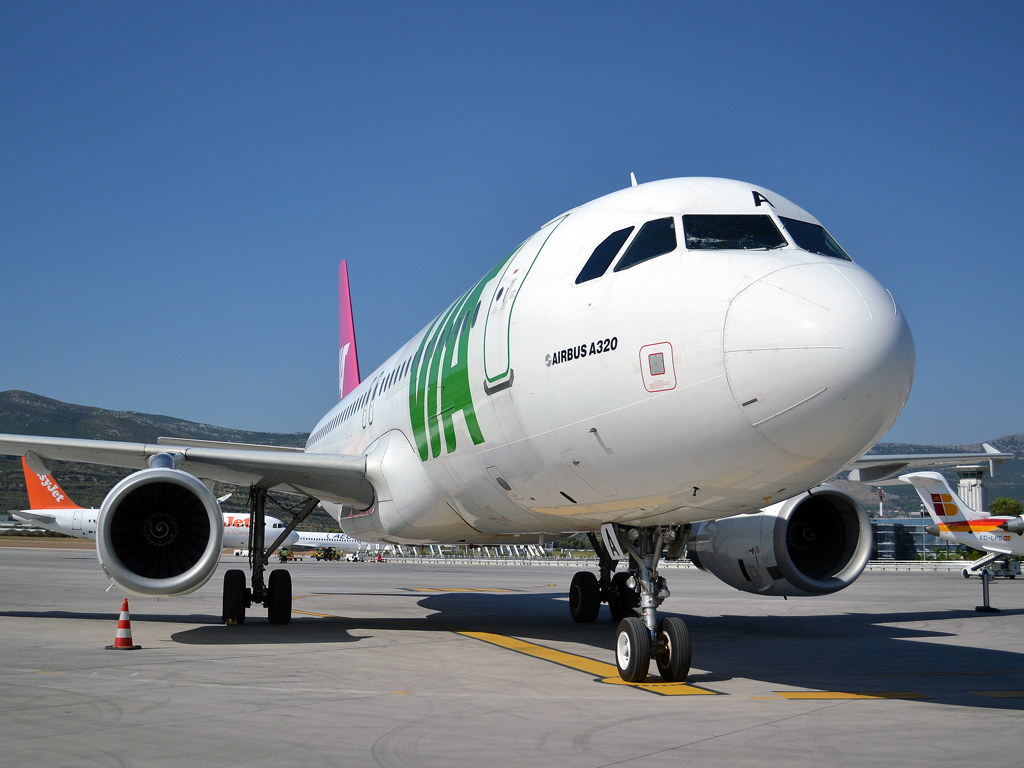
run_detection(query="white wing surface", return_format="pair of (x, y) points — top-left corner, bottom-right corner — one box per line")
(0, 434), (373, 507)
(847, 443), (1012, 483)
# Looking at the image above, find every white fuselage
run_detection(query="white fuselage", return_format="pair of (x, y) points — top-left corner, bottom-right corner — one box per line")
(309, 178), (915, 545)
(944, 524), (1024, 556)
(291, 531), (363, 552)
(14, 509), (300, 550)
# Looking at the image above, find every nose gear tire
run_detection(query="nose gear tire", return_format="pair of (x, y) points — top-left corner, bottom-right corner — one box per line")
(569, 571), (601, 623)
(222, 569), (247, 625)
(615, 617), (651, 682)
(654, 616), (691, 682)
(267, 569), (292, 625)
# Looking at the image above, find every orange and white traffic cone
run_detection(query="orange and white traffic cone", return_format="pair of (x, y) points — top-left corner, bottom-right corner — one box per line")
(106, 598), (142, 650)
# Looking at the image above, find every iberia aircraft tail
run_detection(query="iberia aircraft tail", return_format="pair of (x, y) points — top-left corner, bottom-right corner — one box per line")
(899, 471), (985, 524)
(338, 260), (361, 400)
(21, 457), (82, 510)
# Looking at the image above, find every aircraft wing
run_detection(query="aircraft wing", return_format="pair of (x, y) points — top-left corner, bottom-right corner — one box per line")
(12, 511), (57, 524)
(847, 443), (1013, 483)
(0, 434), (374, 507)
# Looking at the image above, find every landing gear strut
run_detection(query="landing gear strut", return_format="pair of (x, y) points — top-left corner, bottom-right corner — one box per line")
(222, 486), (318, 626)
(609, 524), (689, 682)
(567, 524), (690, 682)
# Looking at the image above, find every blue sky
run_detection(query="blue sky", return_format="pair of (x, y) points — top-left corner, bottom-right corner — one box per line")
(1, 2), (1021, 444)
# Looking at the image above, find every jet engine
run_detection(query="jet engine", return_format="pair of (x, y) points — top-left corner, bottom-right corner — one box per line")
(687, 485), (872, 597)
(96, 467), (225, 597)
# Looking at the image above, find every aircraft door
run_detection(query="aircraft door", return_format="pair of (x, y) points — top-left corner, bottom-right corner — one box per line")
(72, 511), (83, 530)
(482, 216), (567, 391)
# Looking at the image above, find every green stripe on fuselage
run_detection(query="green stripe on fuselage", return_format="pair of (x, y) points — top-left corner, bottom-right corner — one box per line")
(409, 251), (514, 461)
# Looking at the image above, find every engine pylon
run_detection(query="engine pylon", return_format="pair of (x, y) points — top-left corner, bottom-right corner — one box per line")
(106, 598), (142, 650)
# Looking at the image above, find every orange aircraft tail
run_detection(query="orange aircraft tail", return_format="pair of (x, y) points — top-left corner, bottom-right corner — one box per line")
(21, 458), (82, 510)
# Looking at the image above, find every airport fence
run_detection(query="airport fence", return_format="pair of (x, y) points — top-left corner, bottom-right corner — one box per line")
(381, 556), (973, 571)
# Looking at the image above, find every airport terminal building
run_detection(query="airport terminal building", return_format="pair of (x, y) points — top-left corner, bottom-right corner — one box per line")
(871, 518), (948, 560)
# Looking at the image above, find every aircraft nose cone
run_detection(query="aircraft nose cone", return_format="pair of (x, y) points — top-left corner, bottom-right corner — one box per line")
(723, 263), (915, 460)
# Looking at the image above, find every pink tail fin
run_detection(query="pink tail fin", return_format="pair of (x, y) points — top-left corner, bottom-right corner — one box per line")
(338, 260), (361, 400)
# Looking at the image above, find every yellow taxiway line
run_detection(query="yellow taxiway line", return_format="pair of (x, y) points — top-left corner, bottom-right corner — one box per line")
(457, 630), (718, 696)
(969, 690), (1024, 698)
(286, 598), (949, 699)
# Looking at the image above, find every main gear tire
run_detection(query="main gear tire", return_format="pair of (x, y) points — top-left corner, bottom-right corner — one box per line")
(222, 569), (247, 625)
(267, 569), (292, 625)
(569, 571), (601, 623)
(608, 572), (639, 622)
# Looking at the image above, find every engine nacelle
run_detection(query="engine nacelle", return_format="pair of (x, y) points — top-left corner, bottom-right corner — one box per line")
(687, 485), (872, 597)
(96, 468), (225, 598)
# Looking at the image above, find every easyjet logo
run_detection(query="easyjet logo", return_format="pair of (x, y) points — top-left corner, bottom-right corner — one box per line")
(931, 493), (958, 517)
(223, 516), (250, 529)
(35, 473), (65, 504)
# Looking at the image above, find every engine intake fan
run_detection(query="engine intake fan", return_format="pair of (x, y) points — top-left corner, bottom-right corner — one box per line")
(97, 468), (225, 597)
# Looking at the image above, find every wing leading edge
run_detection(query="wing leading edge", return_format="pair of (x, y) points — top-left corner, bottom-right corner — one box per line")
(847, 443), (1012, 483)
(0, 434), (374, 507)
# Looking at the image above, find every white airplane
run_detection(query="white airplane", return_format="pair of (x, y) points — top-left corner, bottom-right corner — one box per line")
(901, 471), (1024, 577)
(289, 530), (363, 553)
(0, 176), (1004, 682)
(14, 457), (301, 550)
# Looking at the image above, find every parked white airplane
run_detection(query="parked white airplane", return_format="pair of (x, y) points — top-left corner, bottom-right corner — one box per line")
(0, 176), (1001, 681)
(14, 458), (301, 550)
(901, 471), (1024, 576)
(290, 531), (363, 553)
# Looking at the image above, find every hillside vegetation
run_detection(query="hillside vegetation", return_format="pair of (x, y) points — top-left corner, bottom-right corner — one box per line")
(0, 391), (339, 530)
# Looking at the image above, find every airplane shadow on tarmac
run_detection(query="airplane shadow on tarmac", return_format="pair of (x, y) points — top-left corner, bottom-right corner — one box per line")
(164, 590), (1024, 710)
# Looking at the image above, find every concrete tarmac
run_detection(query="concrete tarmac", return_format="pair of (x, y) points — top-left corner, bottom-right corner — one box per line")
(1, 549), (1022, 767)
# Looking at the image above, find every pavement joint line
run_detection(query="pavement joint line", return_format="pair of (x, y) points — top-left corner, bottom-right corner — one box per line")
(772, 691), (926, 700)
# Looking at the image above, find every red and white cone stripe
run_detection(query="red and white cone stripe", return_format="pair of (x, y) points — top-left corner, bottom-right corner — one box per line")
(107, 598), (141, 650)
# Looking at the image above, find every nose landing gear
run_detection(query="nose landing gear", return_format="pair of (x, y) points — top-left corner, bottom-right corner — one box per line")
(568, 524), (691, 682)
(611, 525), (689, 682)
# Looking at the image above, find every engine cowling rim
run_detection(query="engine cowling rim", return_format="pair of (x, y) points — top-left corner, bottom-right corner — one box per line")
(771, 485), (873, 595)
(96, 468), (225, 598)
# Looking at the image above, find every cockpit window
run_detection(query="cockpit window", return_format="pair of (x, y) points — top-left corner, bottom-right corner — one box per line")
(613, 218), (676, 272)
(683, 215), (787, 250)
(779, 217), (852, 261)
(576, 226), (634, 284)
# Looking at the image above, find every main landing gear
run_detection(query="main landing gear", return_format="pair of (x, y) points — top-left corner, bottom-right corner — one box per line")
(569, 524), (691, 683)
(222, 486), (319, 626)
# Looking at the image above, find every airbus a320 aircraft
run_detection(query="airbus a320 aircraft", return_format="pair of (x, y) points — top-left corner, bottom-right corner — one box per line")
(2, 176), (980, 682)
(902, 471), (1024, 577)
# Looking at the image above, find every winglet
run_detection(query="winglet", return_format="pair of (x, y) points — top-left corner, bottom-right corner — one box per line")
(21, 457), (82, 510)
(983, 443), (1010, 477)
(338, 260), (361, 400)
